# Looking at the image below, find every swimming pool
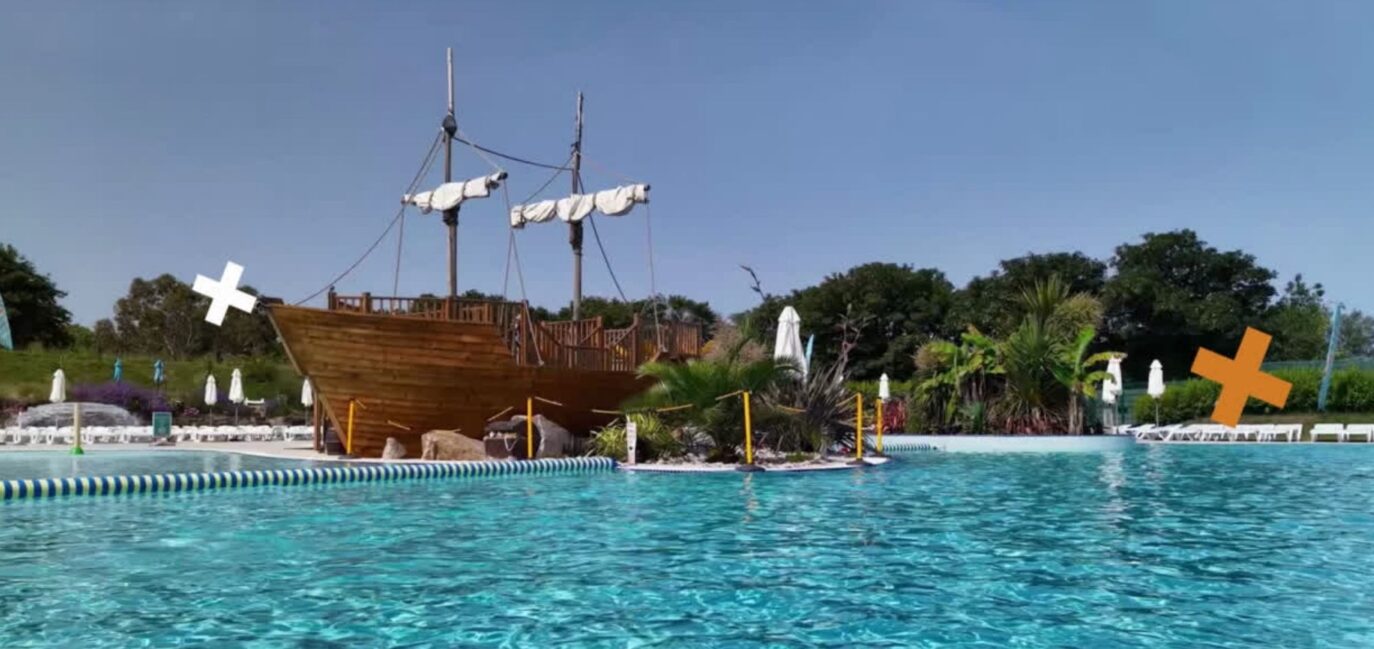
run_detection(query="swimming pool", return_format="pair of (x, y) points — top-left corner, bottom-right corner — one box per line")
(0, 450), (329, 481)
(2, 445), (1372, 647)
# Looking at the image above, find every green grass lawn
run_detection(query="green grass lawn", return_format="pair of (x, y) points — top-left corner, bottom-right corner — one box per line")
(0, 347), (302, 410)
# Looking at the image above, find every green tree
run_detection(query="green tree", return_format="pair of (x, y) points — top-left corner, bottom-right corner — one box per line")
(1051, 327), (1115, 435)
(93, 318), (120, 357)
(65, 323), (95, 351)
(737, 263), (955, 381)
(0, 243), (73, 348)
(1340, 310), (1374, 358)
(1264, 274), (1329, 361)
(1102, 230), (1276, 380)
(947, 252), (1107, 335)
(111, 274), (209, 359)
(209, 286), (281, 359)
(554, 295), (717, 329)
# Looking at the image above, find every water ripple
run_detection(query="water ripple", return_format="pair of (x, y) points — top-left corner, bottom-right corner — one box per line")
(2, 446), (1373, 647)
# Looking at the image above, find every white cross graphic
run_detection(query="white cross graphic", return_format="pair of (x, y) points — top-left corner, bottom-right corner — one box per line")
(192, 261), (258, 326)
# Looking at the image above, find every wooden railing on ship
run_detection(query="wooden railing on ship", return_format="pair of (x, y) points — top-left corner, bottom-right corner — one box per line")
(326, 291), (703, 372)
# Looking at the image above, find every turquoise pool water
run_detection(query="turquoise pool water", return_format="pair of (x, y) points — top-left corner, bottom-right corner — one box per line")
(0, 450), (328, 481)
(2, 445), (1372, 647)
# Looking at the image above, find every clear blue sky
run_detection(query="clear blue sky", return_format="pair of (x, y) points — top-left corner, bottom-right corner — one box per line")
(3, 1), (1371, 325)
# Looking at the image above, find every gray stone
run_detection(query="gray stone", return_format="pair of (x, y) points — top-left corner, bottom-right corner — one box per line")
(420, 430), (487, 461)
(382, 437), (407, 459)
(511, 415), (571, 459)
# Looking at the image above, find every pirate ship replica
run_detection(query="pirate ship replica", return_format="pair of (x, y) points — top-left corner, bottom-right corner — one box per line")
(268, 51), (702, 458)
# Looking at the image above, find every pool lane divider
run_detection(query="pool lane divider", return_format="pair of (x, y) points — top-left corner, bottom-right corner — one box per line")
(1, 456), (617, 501)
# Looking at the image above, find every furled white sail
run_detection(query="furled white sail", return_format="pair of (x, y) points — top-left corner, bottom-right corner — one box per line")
(510, 184), (650, 228)
(402, 172), (506, 214)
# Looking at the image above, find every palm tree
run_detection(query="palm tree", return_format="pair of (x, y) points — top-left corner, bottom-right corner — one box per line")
(1051, 326), (1117, 434)
(630, 356), (791, 461)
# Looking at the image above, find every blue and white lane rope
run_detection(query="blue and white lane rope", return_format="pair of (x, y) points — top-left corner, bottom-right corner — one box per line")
(1, 456), (616, 501)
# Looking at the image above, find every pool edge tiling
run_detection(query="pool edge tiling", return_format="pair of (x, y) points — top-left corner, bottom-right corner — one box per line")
(1, 456), (617, 501)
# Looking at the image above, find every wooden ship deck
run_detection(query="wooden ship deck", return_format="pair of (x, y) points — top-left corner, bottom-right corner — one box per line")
(269, 292), (702, 458)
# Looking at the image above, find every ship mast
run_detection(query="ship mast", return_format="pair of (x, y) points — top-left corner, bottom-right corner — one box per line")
(442, 48), (459, 299)
(570, 92), (585, 320)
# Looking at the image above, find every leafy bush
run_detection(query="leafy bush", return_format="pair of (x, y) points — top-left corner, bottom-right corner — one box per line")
(1130, 368), (1374, 423)
(70, 382), (169, 419)
(1327, 369), (1374, 412)
(588, 413), (681, 462)
(761, 359), (856, 453)
(629, 357), (790, 462)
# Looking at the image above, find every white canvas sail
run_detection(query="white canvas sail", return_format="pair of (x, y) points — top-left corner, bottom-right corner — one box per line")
(402, 173), (506, 214)
(510, 184), (650, 228)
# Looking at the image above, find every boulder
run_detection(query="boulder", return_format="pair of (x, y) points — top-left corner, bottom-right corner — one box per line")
(420, 429), (487, 461)
(382, 437), (407, 459)
(511, 415), (571, 458)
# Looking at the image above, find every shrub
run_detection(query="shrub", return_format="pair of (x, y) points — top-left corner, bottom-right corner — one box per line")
(1131, 368), (1374, 423)
(1328, 369), (1374, 412)
(70, 382), (169, 419)
(588, 413), (681, 462)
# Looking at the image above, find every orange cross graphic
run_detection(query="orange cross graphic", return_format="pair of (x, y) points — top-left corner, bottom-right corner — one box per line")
(1190, 327), (1291, 428)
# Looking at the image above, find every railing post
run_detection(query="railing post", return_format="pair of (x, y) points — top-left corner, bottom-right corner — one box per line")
(327, 287), (337, 310)
(632, 314), (641, 368)
(361, 292), (372, 314)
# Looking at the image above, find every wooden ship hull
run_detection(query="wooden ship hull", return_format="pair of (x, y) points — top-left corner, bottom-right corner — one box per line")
(269, 294), (701, 458)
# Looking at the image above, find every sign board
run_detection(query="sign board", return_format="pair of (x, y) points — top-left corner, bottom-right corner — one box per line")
(625, 419), (638, 465)
(152, 411), (173, 439)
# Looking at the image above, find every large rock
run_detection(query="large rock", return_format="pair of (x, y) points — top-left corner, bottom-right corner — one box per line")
(382, 437), (407, 459)
(511, 415), (571, 459)
(420, 430), (487, 461)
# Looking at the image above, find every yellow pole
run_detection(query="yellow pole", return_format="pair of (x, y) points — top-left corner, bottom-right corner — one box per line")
(876, 398), (884, 454)
(855, 393), (864, 461)
(346, 399), (356, 455)
(743, 391), (754, 465)
(526, 397), (534, 459)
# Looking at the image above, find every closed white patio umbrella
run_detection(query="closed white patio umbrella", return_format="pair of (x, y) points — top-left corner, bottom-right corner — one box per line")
(229, 368), (246, 425)
(773, 306), (807, 377)
(1102, 356), (1124, 429)
(229, 369), (245, 405)
(300, 378), (313, 408)
(204, 374), (218, 407)
(50, 369), (66, 403)
(1147, 360), (1166, 424)
(878, 373), (891, 400)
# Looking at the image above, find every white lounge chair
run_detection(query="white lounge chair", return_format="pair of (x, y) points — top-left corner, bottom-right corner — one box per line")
(1245, 424), (1275, 442)
(1344, 424), (1374, 443)
(122, 427), (155, 444)
(1310, 423), (1344, 443)
(283, 426), (314, 442)
(1131, 424), (1160, 440)
(1191, 424), (1226, 442)
(84, 426), (121, 444)
(1156, 424), (1187, 441)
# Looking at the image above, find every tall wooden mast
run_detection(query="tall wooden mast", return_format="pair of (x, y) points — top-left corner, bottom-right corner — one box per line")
(569, 92), (585, 320)
(442, 48), (459, 299)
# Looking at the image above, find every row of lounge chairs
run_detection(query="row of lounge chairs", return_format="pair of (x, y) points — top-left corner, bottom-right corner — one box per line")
(0, 426), (314, 446)
(1123, 423), (1374, 443)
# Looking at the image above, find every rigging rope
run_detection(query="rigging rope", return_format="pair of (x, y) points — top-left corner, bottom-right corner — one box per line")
(452, 134), (570, 170)
(645, 202), (663, 347)
(454, 128), (507, 175)
(582, 169), (630, 303)
(391, 131), (444, 297)
(295, 131), (443, 306)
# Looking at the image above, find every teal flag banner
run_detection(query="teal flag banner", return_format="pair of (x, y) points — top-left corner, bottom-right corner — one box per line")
(0, 292), (12, 350)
